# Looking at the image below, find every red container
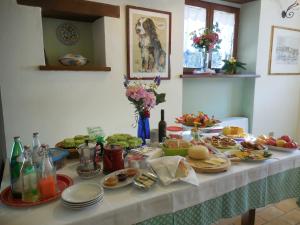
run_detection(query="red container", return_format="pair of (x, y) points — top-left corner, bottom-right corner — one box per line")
(103, 145), (124, 174)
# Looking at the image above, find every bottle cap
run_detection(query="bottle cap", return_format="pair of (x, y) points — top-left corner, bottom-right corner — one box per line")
(33, 132), (39, 136)
(24, 145), (30, 150)
(13, 136), (20, 140)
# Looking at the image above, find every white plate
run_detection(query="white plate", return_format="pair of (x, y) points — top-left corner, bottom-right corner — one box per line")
(62, 183), (104, 203)
(62, 196), (103, 207)
(62, 195), (103, 205)
(267, 145), (298, 152)
(102, 168), (139, 189)
(63, 199), (103, 210)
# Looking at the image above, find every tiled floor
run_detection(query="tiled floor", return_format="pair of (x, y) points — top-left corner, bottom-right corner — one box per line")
(212, 198), (300, 225)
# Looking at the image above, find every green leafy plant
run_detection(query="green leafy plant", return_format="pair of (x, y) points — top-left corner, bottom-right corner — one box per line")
(222, 57), (246, 74)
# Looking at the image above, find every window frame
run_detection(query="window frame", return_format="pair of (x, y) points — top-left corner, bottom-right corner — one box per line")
(184, 0), (240, 73)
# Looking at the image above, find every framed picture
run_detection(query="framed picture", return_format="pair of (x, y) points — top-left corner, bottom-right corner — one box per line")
(269, 26), (300, 75)
(126, 5), (171, 80)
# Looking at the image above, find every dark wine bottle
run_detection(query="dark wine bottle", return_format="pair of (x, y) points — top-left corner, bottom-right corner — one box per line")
(158, 109), (167, 142)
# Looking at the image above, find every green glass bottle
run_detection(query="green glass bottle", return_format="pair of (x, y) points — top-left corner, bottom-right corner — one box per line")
(10, 136), (24, 199)
(21, 145), (39, 202)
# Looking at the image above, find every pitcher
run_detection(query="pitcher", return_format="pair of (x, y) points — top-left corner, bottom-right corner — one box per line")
(103, 145), (124, 174)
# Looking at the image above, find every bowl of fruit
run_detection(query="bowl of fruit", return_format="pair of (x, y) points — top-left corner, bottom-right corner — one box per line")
(176, 112), (220, 128)
(256, 135), (298, 152)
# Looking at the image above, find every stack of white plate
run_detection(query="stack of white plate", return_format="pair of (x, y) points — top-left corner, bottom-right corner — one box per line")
(61, 183), (104, 209)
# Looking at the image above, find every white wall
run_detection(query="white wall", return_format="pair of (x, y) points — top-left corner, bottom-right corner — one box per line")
(252, 0), (300, 140)
(0, 0), (184, 153)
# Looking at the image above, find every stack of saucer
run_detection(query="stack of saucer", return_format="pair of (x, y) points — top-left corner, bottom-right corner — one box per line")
(61, 183), (104, 209)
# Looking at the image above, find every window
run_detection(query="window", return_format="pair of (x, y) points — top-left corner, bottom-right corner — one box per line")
(183, 0), (239, 71)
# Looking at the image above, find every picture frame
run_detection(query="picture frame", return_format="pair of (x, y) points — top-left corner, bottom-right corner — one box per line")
(126, 5), (171, 80)
(269, 26), (300, 75)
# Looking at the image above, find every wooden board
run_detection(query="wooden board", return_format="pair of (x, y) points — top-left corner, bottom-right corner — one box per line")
(186, 156), (231, 173)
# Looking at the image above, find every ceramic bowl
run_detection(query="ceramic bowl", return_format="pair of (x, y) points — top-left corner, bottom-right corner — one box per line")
(59, 54), (88, 66)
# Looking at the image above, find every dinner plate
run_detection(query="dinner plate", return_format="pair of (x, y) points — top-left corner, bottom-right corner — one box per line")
(63, 199), (104, 210)
(62, 194), (103, 205)
(101, 168), (139, 189)
(225, 150), (272, 162)
(62, 196), (103, 207)
(62, 183), (103, 203)
(266, 145), (298, 152)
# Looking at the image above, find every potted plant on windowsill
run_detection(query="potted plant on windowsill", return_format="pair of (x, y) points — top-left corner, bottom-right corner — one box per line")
(222, 57), (246, 74)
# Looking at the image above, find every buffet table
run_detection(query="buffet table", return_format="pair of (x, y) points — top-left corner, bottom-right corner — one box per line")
(1, 150), (300, 225)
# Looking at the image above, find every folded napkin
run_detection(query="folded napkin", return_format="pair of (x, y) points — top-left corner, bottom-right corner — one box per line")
(148, 156), (199, 186)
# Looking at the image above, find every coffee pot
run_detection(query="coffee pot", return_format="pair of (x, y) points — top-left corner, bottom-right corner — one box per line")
(77, 140), (99, 171)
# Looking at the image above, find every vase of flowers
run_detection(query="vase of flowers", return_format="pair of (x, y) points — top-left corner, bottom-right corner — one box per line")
(222, 57), (246, 74)
(124, 76), (166, 145)
(191, 23), (221, 72)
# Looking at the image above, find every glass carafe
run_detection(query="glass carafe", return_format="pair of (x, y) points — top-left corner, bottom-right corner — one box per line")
(21, 145), (39, 202)
(38, 144), (57, 199)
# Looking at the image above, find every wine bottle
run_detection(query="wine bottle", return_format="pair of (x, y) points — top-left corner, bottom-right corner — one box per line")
(158, 109), (167, 142)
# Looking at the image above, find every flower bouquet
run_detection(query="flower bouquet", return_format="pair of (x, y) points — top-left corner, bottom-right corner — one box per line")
(191, 24), (221, 52)
(124, 76), (166, 144)
(222, 57), (246, 74)
(190, 23), (221, 72)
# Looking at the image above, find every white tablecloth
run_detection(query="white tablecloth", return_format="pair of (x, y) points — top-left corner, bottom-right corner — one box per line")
(1, 150), (300, 225)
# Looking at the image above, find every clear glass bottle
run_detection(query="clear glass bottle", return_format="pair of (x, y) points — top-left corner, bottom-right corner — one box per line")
(38, 144), (57, 199)
(10, 136), (24, 199)
(32, 132), (42, 167)
(21, 145), (39, 202)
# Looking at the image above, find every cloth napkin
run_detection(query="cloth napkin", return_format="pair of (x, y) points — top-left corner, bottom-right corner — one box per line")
(148, 156), (199, 186)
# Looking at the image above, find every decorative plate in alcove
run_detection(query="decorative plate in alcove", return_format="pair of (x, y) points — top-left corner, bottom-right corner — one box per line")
(56, 23), (80, 46)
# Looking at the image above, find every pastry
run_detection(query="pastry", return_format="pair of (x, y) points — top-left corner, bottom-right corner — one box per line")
(117, 173), (127, 182)
(126, 168), (138, 177)
(104, 176), (118, 186)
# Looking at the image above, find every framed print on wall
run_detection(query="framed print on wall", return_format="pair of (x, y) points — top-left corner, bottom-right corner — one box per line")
(269, 26), (300, 75)
(126, 5), (171, 80)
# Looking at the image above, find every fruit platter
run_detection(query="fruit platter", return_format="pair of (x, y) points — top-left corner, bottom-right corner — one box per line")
(256, 135), (299, 152)
(176, 112), (220, 128)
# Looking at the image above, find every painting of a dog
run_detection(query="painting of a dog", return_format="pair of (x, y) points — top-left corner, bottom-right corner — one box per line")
(135, 17), (166, 72)
(127, 6), (171, 80)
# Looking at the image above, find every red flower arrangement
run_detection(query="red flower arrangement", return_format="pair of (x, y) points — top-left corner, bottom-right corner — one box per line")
(191, 23), (221, 52)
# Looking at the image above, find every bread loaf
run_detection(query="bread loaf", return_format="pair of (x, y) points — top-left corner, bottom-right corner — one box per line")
(188, 145), (209, 160)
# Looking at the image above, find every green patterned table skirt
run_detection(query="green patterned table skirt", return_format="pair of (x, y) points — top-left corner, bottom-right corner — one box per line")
(138, 167), (300, 225)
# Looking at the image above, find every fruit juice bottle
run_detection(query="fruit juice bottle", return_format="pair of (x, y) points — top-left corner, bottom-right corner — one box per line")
(38, 144), (57, 199)
(10, 136), (24, 199)
(21, 145), (39, 202)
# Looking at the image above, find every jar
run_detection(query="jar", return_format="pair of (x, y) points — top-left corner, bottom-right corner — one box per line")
(166, 126), (183, 139)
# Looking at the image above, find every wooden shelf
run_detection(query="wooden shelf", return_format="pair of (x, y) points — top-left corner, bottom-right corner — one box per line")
(39, 65), (111, 71)
(180, 73), (260, 79)
(17, 0), (120, 22)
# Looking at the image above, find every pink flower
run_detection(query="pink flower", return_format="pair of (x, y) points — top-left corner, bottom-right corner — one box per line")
(143, 92), (156, 108)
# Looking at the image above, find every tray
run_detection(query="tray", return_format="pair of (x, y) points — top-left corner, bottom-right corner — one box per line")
(266, 145), (298, 152)
(0, 174), (73, 207)
(186, 156), (231, 173)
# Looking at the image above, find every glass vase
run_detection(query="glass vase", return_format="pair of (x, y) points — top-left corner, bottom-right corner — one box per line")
(201, 51), (209, 72)
(137, 115), (150, 145)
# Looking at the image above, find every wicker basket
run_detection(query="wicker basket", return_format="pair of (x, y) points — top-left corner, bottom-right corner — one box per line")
(55, 141), (79, 159)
